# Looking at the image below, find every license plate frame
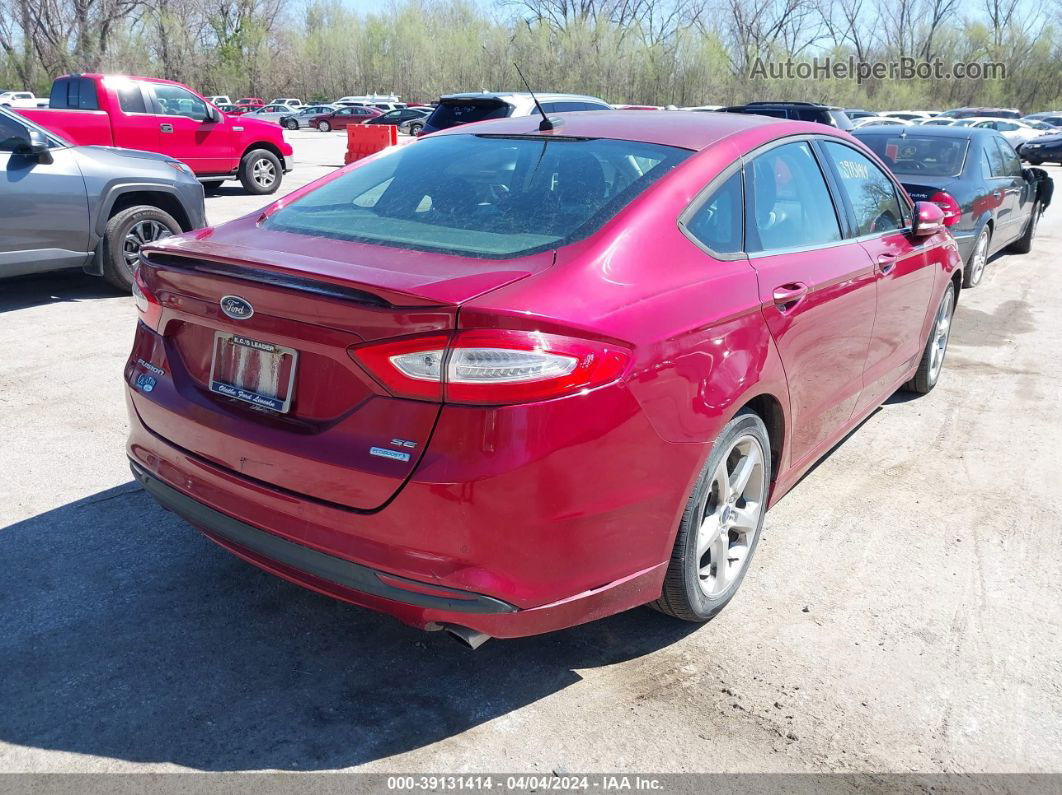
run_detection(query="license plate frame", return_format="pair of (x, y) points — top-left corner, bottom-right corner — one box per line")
(208, 331), (298, 414)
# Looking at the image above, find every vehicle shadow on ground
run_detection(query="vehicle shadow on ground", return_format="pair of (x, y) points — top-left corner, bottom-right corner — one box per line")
(0, 485), (698, 771)
(0, 271), (122, 313)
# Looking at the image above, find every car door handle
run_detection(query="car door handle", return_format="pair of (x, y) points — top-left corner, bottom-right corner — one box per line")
(876, 254), (897, 274)
(772, 283), (809, 311)
(160, 123), (173, 133)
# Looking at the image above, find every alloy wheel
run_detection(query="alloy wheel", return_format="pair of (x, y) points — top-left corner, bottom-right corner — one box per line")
(928, 287), (954, 382)
(252, 157), (276, 189)
(970, 230), (989, 284)
(695, 435), (767, 597)
(123, 220), (172, 267)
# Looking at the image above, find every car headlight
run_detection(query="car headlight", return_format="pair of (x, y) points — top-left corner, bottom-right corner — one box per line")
(164, 159), (194, 177)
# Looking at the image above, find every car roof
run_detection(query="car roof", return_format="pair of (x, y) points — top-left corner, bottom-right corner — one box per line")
(429, 109), (824, 151)
(852, 125), (998, 141)
(440, 92), (609, 104)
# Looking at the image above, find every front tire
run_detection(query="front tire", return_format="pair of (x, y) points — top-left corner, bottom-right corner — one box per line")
(284, 118), (299, 130)
(904, 283), (955, 394)
(408, 122), (423, 136)
(317, 120), (331, 132)
(101, 205), (181, 291)
(653, 410), (771, 622)
(963, 226), (991, 288)
(238, 149), (282, 195)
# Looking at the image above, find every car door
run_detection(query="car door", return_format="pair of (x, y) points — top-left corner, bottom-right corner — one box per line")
(0, 113), (91, 277)
(982, 134), (1018, 244)
(995, 136), (1033, 239)
(816, 140), (932, 404)
(149, 83), (232, 173)
(742, 139), (878, 465)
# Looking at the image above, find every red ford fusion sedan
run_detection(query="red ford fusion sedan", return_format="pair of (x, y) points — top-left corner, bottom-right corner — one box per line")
(126, 111), (961, 647)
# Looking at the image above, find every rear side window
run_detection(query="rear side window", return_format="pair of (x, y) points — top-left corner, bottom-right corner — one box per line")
(426, 100), (512, 130)
(685, 171), (743, 254)
(745, 141), (841, 252)
(116, 82), (147, 114)
(985, 139), (1007, 177)
(48, 77), (99, 110)
(819, 142), (904, 237)
(263, 134), (690, 259)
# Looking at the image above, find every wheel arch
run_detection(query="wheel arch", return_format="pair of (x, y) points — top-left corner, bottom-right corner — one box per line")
(241, 141), (285, 166)
(87, 186), (194, 275)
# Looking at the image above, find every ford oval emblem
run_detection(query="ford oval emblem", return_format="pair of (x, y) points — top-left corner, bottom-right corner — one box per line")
(220, 295), (254, 320)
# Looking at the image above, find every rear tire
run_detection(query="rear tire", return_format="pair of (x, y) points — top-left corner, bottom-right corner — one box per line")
(238, 149), (282, 195)
(963, 226), (991, 288)
(1007, 202), (1040, 254)
(652, 409), (771, 623)
(904, 284), (955, 395)
(101, 205), (181, 292)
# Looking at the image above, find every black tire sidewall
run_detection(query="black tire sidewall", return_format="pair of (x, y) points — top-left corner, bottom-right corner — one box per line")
(239, 149), (282, 195)
(409, 124), (422, 136)
(678, 412), (771, 620)
(103, 206), (181, 291)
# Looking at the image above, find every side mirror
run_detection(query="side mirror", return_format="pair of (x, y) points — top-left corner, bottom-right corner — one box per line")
(204, 105), (221, 123)
(912, 201), (945, 237)
(13, 129), (53, 164)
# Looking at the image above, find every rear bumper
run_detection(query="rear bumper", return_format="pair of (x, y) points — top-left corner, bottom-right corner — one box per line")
(126, 381), (690, 638)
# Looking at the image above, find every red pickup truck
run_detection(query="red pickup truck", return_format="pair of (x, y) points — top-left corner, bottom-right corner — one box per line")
(20, 74), (294, 194)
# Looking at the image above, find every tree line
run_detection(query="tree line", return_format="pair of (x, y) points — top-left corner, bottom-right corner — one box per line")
(1, 0), (1059, 110)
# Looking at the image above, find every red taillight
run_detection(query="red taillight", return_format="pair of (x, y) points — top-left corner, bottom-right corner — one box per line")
(132, 267), (163, 331)
(929, 191), (962, 227)
(350, 330), (631, 405)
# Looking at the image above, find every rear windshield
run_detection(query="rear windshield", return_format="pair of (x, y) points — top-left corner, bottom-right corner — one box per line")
(854, 134), (969, 178)
(426, 99), (512, 130)
(263, 134), (691, 258)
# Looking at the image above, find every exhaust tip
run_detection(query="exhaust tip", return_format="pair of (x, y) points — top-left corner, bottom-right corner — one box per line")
(442, 624), (491, 650)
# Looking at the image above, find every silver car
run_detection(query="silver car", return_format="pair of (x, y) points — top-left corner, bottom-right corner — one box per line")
(0, 106), (205, 291)
(244, 103), (303, 125)
(279, 104), (340, 130)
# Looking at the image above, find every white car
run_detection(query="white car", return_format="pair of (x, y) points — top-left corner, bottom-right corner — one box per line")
(880, 111), (935, 122)
(851, 116), (912, 129)
(205, 95), (232, 106)
(422, 92), (613, 134)
(920, 118), (957, 126)
(681, 105), (722, 111)
(269, 98), (304, 109)
(967, 118), (1049, 147)
(336, 94), (401, 107)
(0, 91), (47, 108)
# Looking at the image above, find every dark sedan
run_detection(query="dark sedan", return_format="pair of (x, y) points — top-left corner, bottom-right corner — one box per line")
(853, 126), (1052, 287)
(1020, 132), (1062, 165)
(308, 105), (382, 132)
(365, 106), (432, 135)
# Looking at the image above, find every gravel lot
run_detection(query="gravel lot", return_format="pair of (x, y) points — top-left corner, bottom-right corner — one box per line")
(1, 131), (1059, 775)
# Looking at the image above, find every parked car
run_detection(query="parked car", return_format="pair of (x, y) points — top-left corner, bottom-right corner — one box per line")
(365, 106), (432, 135)
(717, 101), (852, 130)
(214, 103), (240, 114)
(235, 98), (265, 109)
(853, 126), (1051, 288)
(279, 104), (339, 130)
(880, 111), (935, 122)
(244, 103), (302, 124)
(920, 118), (957, 126)
(19, 74), (293, 195)
(420, 92), (612, 136)
(851, 116), (911, 129)
(335, 94), (401, 107)
(205, 95), (232, 106)
(967, 118), (1047, 148)
(309, 105), (383, 131)
(1022, 111), (1062, 127)
(1019, 131), (1062, 165)
(128, 111), (963, 647)
(936, 107), (1022, 120)
(0, 91), (47, 108)
(268, 98), (303, 110)
(0, 106), (204, 290)
(844, 108), (876, 120)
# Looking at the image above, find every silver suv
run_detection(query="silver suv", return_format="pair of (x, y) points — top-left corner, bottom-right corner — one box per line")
(0, 106), (205, 291)
(420, 92), (611, 135)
